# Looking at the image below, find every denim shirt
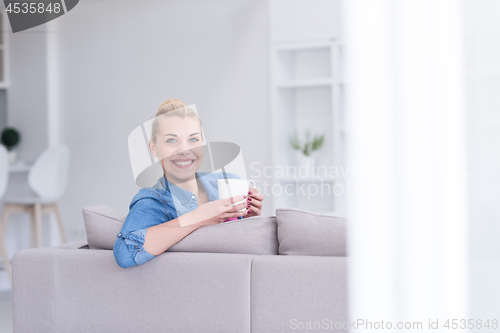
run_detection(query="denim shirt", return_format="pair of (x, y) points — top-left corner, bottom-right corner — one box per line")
(113, 171), (242, 268)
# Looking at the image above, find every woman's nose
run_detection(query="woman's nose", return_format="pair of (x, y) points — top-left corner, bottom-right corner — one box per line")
(177, 146), (190, 156)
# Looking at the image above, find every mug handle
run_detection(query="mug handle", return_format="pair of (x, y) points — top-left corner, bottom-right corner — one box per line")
(248, 180), (256, 190)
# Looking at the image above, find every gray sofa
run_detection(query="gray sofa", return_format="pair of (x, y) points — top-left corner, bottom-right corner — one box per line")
(12, 207), (348, 333)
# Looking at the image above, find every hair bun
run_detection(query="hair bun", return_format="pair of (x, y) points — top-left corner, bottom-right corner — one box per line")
(156, 99), (186, 116)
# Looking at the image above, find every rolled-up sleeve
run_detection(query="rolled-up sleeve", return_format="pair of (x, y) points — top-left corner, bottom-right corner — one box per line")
(113, 189), (174, 269)
(114, 228), (156, 268)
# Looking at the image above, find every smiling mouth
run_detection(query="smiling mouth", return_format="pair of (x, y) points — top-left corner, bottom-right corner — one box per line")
(171, 159), (195, 167)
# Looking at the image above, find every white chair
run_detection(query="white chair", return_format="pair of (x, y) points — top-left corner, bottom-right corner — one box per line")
(0, 145), (12, 284)
(3, 145), (70, 249)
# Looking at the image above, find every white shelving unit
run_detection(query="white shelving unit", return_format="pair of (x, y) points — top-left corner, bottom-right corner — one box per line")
(269, 39), (346, 217)
(0, 9), (9, 130)
(0, 9), (9, 88)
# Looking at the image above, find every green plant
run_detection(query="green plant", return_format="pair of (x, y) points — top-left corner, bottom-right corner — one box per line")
(289, 129), (324, 156)
(1, 128), (20, 151)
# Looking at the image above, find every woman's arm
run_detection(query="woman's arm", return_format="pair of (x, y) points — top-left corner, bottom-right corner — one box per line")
(142, 217), (198, 256)
(114, 190), (166, 268)
(142, 195), (249, 256)
(114, 190), (248, 268)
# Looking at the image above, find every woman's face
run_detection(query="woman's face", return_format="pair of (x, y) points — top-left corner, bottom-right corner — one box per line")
(149, 116), (204, 182)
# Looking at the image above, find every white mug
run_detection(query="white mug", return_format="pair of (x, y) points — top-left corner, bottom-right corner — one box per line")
(217, 179), (256, 211)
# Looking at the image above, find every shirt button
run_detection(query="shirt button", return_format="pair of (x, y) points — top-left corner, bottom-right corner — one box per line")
(192, 195), (195, 199)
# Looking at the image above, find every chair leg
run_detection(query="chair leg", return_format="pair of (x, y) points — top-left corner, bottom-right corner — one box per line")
(53, 204), (67, 244)
(34, 203), (42, 248)
(29, 207), (36, 248)
(0, 207), (12, 285)
(2, 205), (9, 235)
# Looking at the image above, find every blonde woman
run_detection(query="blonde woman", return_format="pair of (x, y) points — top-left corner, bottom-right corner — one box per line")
(113, 99), (264, 268)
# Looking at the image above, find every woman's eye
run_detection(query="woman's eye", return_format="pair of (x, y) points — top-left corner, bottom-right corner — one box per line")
(166, 139), (176, 143)
(190, 138), (200, 142)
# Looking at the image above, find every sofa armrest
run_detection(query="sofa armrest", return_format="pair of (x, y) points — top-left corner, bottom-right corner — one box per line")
(12, 247), (61, 333)
(12, 246), (256, 333)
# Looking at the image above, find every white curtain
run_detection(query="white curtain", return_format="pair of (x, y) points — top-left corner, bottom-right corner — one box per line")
(344, 0), (468, 329)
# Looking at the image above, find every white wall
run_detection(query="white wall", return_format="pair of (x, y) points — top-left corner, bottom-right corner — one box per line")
(49, 0), (270, 240)
(7, 25), (49, 162)
(269, 0), (342, 43)
(463, 0), (500, 326)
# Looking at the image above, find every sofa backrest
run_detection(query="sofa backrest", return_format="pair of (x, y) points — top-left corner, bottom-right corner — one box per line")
(83, 204), (278, 255)
(276, 208), (347, 257)
(83, 204), (347, 257)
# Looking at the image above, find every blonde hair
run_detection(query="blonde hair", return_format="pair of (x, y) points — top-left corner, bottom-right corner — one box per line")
(151, 99), (203, 143)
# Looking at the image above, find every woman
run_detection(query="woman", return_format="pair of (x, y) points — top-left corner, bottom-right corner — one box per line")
(113, 99), (264, 268)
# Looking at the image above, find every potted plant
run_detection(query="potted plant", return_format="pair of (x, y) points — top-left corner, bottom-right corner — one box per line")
(289, 129), (324, 175)
(1, 127), (21, 164)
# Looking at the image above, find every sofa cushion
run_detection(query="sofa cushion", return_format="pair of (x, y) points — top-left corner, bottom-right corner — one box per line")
(168, 216), (278, 255)
(83, 204), (278, 255)
(276, 208), (347, 256)
(83, 204), (126, 250)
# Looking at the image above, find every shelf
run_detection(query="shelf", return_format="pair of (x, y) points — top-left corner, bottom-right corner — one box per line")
(274, 177), (335, 183)
(270, 37), (346, 216)
(273, 40), (334, 51)
(275, 78), (332, 88)
(9, 163), (31, 173)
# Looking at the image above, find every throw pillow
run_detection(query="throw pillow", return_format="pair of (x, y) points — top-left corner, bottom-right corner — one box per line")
(276, 207), (347, 256)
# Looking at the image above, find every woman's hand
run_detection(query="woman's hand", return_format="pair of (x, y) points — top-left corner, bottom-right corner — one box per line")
(183, 195), (249, 228)
(243, 187), (264, 218)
